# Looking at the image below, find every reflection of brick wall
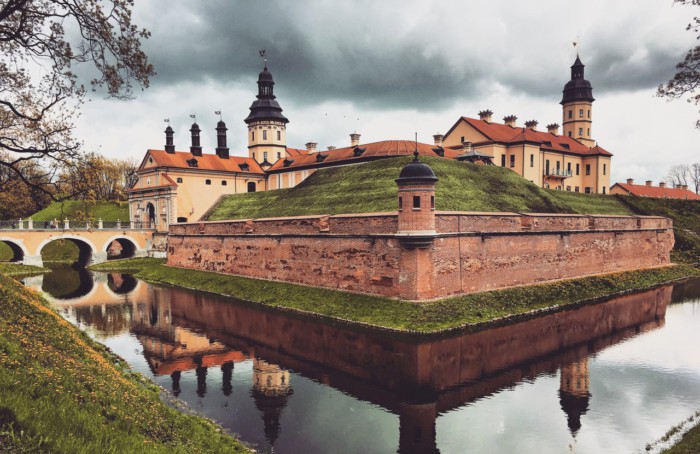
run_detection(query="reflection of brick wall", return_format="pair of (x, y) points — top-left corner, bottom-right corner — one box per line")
(167, 212), (674, 301)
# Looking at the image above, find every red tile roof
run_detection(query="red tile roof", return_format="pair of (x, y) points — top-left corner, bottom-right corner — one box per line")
(268, 140), (460, 172)
(611, 183), (700, 200)
(144, 150), (265, 174)
(448, 117), (613, 157)
(285, 147), (309, 157)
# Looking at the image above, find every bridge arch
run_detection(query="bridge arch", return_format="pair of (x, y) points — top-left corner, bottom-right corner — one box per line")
(102, 235), (140, 260)
(36, 235), (99, 268)
(0, 238), (29, 262)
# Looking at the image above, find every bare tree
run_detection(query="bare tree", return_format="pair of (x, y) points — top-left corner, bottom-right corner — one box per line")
(690, 162), (700, 193)
(666, 164), (691, 187)
(0, 0), (154, 198)
(657, 0), (700, 128)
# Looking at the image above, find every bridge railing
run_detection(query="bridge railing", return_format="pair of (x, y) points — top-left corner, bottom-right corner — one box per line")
(0, 219), (153, 230)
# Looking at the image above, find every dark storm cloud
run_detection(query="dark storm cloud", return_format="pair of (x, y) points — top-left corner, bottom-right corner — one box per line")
(134, 0), (692, 110)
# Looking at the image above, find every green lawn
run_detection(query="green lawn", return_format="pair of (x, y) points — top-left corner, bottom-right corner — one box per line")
(0, 272), (250, 453)
(30, 200), (129, 222)
(90, 258), (700, 333)
(206, 157), (633, 220)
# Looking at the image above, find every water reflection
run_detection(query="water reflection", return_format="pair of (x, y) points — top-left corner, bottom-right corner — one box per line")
(26, 267), (700, 454)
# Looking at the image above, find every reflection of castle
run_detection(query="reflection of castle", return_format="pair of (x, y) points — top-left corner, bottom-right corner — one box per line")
(559, 358), (591, 437)
(252, 359), (294, 448)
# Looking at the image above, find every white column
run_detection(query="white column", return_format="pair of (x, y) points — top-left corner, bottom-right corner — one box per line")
(98, 218), (103, 229)
(64, 219), (69, 229)
(28, 219), (33, 229)
(18, 219), (23, 230)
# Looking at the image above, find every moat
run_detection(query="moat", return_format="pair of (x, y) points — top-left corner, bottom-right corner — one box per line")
(24, 265), (700, 453)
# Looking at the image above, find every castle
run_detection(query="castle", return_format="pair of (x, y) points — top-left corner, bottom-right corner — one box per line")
(128, 55), (612, 230)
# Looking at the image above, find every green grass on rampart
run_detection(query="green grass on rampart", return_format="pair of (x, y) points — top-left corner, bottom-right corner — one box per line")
(0, 271), (250, 453)
(206, 156), (633, 220)
(90, 258), (700, 333)
(29, 200), (129, 222)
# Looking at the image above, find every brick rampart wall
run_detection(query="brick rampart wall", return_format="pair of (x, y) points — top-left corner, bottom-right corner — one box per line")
(167, 212), (674, 301)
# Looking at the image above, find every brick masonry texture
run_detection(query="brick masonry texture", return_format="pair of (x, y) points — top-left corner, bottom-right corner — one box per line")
(167, 212), (674, 301)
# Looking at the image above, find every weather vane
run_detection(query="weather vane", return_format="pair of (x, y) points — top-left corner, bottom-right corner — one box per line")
(259, 48), (267, 69)
(189, 113), (196, 123)
(214, 110), (222, 120)
(163, 118), (170, 124)
(573, 36), (580, 56)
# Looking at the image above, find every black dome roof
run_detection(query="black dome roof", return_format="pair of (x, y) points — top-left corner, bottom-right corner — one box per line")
(258, 68), (274, 82)
(396, 153), (438, 184)
(217, 120), (227, 128)
(561, 56), (595, 105)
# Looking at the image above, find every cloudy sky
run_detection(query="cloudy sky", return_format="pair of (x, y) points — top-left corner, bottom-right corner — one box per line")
(76, 0), (699, 185)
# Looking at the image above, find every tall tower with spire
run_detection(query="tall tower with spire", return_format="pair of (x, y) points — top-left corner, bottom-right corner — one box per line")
(561, 55), (596, 148)
(244, 55), (289, 166)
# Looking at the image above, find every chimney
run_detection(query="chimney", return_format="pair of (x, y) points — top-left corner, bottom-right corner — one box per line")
(327, 146), (336, 151)
(626, 178), (634, 185)
(546, 123), (560, 135)
(682, 184), (689, 190)
(305, 141), (318, 153)
(350, 132), (361, 147)
(215, 120), (229, 159)
(164, 125), (175, 154)
(503, 115), (517, 127)
(189, 123), (202, 156)
(478, 109), (493, 122)
(433, 133), (443, 147)
(462, 140), (473, 153)
(659, 181), (666, 188)
(524, 120), (538, 131)
(646, 180), (652, 186)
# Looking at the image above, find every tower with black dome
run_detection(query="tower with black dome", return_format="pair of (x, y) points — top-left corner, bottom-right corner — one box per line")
(244, 61), (289, 165)
(561, 55), (595, 148)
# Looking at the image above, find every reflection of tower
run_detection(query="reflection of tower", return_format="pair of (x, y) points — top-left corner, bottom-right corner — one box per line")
(252, 359), (293, 448)
(195, 356), (207, 398)
(559, 358), (591, 437)
(222, 361), (234, 397)
(398, 401), (440, 454)
(171, 370), (181, 397)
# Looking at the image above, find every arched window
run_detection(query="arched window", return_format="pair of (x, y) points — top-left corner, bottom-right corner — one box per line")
(205, 179), (211, 185)
(247, 182), (256, 193)
(221, 180), (227, 186)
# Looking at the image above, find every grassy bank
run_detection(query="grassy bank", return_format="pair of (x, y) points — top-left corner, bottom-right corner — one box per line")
(0, 263), (49, 277)
(29, 199), (129, 222)
(0, 272), (250, 453)
(90, 258), (700, 333)
(206, 156), (632, 220)
(662, 416), (700, 453)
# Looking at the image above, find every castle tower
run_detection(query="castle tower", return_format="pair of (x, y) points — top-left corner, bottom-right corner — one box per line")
(252, 359), (293, 449)
(558, 358), (591, 437)
(164, 125), (175, 154)
(215, 120), (229, 159)
(189, 122), (202, 157)
(396, 151), (438, 247)
(244, 62), (289, 164)
(561, 55), (596, 148)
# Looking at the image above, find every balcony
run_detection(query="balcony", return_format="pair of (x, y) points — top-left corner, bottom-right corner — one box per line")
(544, 169), (572, 180)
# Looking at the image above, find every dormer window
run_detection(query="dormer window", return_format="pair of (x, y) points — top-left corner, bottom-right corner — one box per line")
(283, 158), (294, 167)
(238, 163), (250, 171)
(353, 146), (367, 157)
(186, 158), (198, 167)
(316, 153), (327, 162)
(431, 147), (444, 157)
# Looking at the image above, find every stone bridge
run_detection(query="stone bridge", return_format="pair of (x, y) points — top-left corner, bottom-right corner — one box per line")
(0, 222), (156, 267)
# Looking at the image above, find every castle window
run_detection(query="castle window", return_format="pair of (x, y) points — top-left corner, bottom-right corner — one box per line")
(277, 152), (281, 159)
(603, 186), (607, 194)
(576, 164), (580, 175)
(264, 151), (268, 161)
(501, 155), (506, 167)
(431, 196), (435, 209)
(579, 109), (584, 118)
(585, 187), (591, 194)
(575, 186), (580, 192)
(568, 110), (573, 119)
(586, 164), (591, 176)
(413, 195), (421, 209)
(221, 180), (227, 186)
(248, 182), (256, 193)
(530, 154), (534, 167)
(251, 131), (255, 141)
(176, 177), (183, 183)
(398, 196), (403, 210)
(578, 127), (583, 136)
(568, 131), (572, 137)
(603, 164), (607, 175)
(263, 130), (267, 140)
(587, 128), (590, 136)
(277, 130), (281, 140)
(545, 160), (550, 175)
(205, 179), (211, 185)
(566, 186), (571, 191)
(567, 162), (571, 174)
(460, 136), (465, 143)
(509, 155), (515, 168)
(587, 110), (591, 118)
